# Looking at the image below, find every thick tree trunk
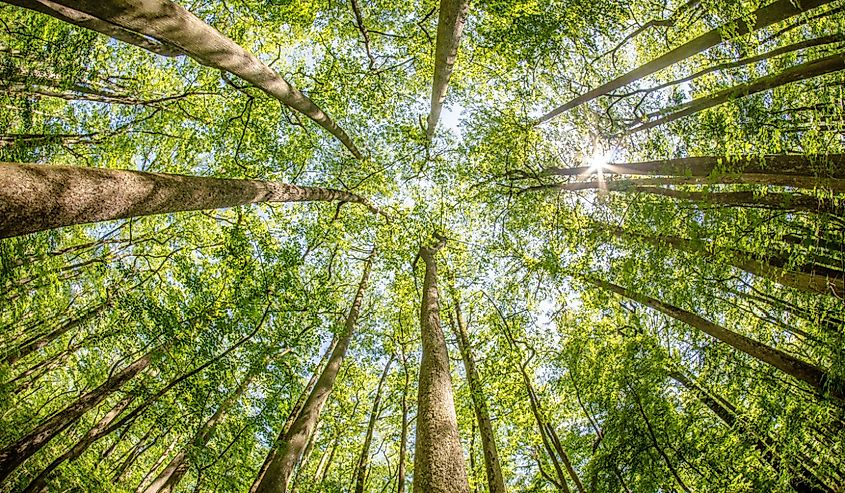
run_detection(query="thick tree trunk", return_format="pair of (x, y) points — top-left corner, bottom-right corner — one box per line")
(9, 0), (363, 157)
(0, 347), (154, 482)
(252, 250), (375, 493)
(414, 236), (470, 493)
(449, 299), (507, 493)
(426, 0), (471, 140)
(353, 356), (393, 493)
(588, 278), (845, 402)
(0, 163), (379, 238)
(22, 394), (136, 493)
(625, 52), (845, 134)
(537, 0), (836, 121)
(668, 369), (832, 493)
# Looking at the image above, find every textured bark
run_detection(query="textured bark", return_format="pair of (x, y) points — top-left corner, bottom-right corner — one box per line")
(23, 0), (362, 157)
(0, 348), (154, 482)
(414, 237), (470, 493)
(252, 250), (375, 493)
(426, 0), (471, 140)
(669, 370), (832, 493)
(22, 394), (136, 493)
(3, 302), (106, 365)
(540, 155), (845, 180)
(2, 0), (184, 56)
(449, 300), (507, 493)
(353, 356), (393, 493)
(625, 52), (845, 134)
(0, 163), (379, 238)
(589, 278), (845, 403)
(537, 0), (836, 121)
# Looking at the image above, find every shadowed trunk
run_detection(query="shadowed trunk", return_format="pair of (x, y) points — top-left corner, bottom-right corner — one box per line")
(252, 250), (375, 493)
(0, 163), (379, 238)
(625, 52), (845, 134)
(0, 347), (155, 482)
(426, 0), (471, 140)
(353, 356), (393, 493)
(449, 298), (507, 493)
(536, 0), (836, 121)
(414, 236), (470, 493)
(9, 0), (362, 157)
(587, 278), (845, 403)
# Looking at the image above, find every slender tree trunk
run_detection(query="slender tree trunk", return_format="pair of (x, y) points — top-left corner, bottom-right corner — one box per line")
(414, 236), (470, 493)
(22, 395), (136, 493)
(353, 356), (394, 493)
(396, 346), (410, 493)
(252, 250), (375, 493)
(536, 0), (836, 121)
(0, 347), (155, 481)
(113, 425), (160, 482)
(668, 369), (832, 493)
(7, 0), (363, 157)
(3, 302), (107, 365)
(427, 0), (471, 140)
(0, 163), (380, 238)
(587, 278), (845, 402)
(313, 433), (339, 486)
(136, 437), (179, 493)
(629, 388), (691, 493)
(540, 154), (845, 181)
(625, 52), (845, 134)
(449, 299), (507, 493)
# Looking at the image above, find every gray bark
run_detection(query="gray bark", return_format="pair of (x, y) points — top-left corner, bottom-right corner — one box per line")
(426, 0), (471, 140)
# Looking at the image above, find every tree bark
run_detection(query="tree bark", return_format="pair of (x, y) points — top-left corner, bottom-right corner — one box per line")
(0, 347), (154, 482)
(396, 345), (410, 493)
(13, 0), (363, 157)
(3, 302), (107, 365)
(0, 162), (380, 238)
(625, 52), (845, 135)
(587, 278), (845, 403)
(426, 0), (471, 140)
(414, 236), (470, 493)
(537, 0), (837, 122)
(251, 249), (375, 493)
(353, 356), (393, 493)
(449, 299), (507, 493)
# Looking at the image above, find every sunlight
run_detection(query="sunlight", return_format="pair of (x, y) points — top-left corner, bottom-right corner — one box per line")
(586, 148), (610, 172)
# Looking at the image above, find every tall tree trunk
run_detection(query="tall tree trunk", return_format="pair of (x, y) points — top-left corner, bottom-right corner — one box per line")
(143, 352), (285, 493)
(668, 369), (832, 493)
(353, 356), (393, 493)
(536, 0), (836, 121)
(5, 0), (363, 157)
(414, 236), (470, 493)
(625, 52), (845, 134)
(449, 298), (507, 493)
(396, 345), (410, 493)
(22, 394), (136, 493)
(0, 347), (155, 482)
(251, 340), (336, 492)
(251, 249), (375, 493)
(587, 278), (845, 402)
(3, 302), (107, 365)
(0, 163), (380, 238)
(540, 154), (845, 181)
(426, 0), (471, 140)
(313, 433), (339, 486)
(136, 437), (179, 493)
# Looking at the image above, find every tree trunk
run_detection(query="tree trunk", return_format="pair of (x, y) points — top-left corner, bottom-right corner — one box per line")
(449, 299), (507, 493)
(536, 0), (836, 121)
(629, 388), (691, 493)
(11, 0), (363, 157)
(540, 154), (845, 181)
(136, 437), (179, 493)
(625, 52), (845, 134)
(3, 302), (107, 365)
(0, 162), (379, 238)
(426, 0), (471, 140)
(22, 394), (136, 493)
(668, 369), (832, 493)
(353, 356), (393, 493)
(313, 433), (338, 486)
(587, 278), (845, 402)
(251, 250), (375, 493)
(396, 346), (410, 493)
(414, 236), (470, 493)
(0, 347), (154, 482)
